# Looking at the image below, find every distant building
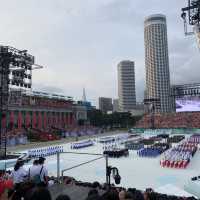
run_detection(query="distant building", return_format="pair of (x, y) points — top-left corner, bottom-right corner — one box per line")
(130, 102), (145, 116)
(113, 99), (119, 112)
(77, 100), (94, 111)
(118, 60), (136, 112)
(99, 97), (113, 113)
(82, 88), (87, 102)
(6, 89), (84, 130)
(77, 87), (95, 112)
(144, 14), (172, 113)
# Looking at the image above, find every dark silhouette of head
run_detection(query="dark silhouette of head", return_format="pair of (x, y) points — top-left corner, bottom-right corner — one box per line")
(38, 157), (46, 165)
(29, 187), (51, 200)
(56, 194), (71, 200)
(33, 159), (39, 165)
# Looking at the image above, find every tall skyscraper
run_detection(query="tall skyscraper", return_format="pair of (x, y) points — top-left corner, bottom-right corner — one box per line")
(118, 60), (136, 112)
(144, 14), (172, 113)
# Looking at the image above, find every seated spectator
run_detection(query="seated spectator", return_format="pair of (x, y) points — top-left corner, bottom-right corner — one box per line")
(87, 189), (99, 196)
(102, 189), (119, 200)
(119, 190), (126, 200)
(124, 191), (134, 200)
(92, 181), (101, 189)
(5, 181), (35, 200)
(85, 189), (101, 200)
(56, 194), (71, 200)
(29, 186), (51, 200)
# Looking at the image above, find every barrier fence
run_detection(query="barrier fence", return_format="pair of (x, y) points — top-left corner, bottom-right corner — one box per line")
(56, 152), (109, 184)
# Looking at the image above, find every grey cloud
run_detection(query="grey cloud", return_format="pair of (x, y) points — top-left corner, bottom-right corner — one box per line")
(0, 0), (199, 106)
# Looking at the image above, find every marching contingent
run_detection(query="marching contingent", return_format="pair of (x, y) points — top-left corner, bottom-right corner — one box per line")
(70, 134), (129, 150)
(102, 142), (119, 151)
(28, 146), (64, 158)
(160, 135), (200, 169)
(70, 140), (94, 149)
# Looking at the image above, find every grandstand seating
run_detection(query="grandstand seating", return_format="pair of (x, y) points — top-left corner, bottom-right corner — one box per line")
(135, 112), (200, 128)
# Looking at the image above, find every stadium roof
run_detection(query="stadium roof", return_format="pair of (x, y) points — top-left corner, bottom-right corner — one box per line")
(23, 90), (73, 101)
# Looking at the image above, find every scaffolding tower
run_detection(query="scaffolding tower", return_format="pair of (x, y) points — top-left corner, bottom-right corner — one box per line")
(0, 46), (36, 159)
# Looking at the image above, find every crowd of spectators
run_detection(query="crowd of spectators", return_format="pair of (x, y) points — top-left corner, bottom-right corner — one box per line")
(63, 126), (102, 137)
(136, 112), (200, 128)
(5, 125), (103, 145)
(1, 166), (198, 200)
(21, 95), (72, 109)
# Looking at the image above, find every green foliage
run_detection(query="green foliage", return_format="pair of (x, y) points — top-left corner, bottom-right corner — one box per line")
(87, 109), (142, 128)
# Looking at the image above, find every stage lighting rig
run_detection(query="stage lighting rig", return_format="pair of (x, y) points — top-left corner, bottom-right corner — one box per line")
(181, 0), (200, 35)
(181, 0), (200, 50)
(0, 45), (43, 160)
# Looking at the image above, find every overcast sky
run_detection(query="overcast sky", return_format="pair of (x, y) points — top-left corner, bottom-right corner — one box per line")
(0, 0), (199, 106)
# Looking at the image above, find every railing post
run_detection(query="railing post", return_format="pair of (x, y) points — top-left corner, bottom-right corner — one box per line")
(105, 155), (109, 184)
(57, 152), (60, 180)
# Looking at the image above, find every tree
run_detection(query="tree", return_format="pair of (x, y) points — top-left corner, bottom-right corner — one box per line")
(87, 109), (142, 128)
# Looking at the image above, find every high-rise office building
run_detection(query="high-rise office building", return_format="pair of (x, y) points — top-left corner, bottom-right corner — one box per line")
(118, 60), (136, 112)
(99, 97), (113, 113)
(144, 14), (172, 113)
(113, 99), (119, 112)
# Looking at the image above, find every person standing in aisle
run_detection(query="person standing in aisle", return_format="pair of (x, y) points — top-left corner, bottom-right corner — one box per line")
(10, 159), (28, 188)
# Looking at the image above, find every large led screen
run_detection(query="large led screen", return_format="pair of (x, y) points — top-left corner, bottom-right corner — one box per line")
(176, 96), (200, 112)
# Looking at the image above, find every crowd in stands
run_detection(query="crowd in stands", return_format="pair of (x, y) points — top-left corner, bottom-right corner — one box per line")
(136, 112), (200, 128)
(21, 95), (72, 109)
(160, 135), (200, 169)
(1, 167), (198, 200)
(5, 125), (103, 145)
(63, 126), (102, 137)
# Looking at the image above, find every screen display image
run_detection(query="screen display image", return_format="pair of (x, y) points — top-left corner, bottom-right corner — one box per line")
(176, 96), (200, 112)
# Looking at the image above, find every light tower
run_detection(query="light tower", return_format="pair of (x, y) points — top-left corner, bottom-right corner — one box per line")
(0, 45), (43, 159)
(181, 0), (200, 49)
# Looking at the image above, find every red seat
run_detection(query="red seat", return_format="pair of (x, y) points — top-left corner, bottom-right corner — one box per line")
(170, 161), (175, 168)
